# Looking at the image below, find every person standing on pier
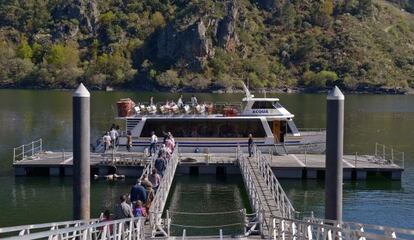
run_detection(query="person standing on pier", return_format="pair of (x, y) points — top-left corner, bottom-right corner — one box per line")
(149, 131), (158, 157)
(248, 134), (254, 157)
(177, 95), (184, 109)
(114, 195), (133, 219)
(191, 95), (198, 107)
(103, 132), (111, 152)
(150, 96), (154, 106)
(110, 128), (119, 149)
(126, 131), (132, 152)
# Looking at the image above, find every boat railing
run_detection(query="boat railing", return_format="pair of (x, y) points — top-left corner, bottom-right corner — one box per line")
(298, 128), (326, 132)
(123, 101), (244, 116)
(0, 217), (145, 240)
(13, 139), (43, 163)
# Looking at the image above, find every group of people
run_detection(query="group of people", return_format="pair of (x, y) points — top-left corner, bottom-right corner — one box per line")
(101, 124), (121, 152)
(148, 131), (176, 158)
(100, 131), (176, 223)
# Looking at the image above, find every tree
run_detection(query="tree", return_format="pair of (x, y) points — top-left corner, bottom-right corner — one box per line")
(46, 43), (79, 69)
(156, 69), (179, 87)
(16, 37), (33, 59)
(151, 11), (165, 29)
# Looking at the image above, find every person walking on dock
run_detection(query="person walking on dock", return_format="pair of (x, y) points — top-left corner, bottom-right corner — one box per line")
(155, 152), (166, 176)
(248, 134), (254, 157)
(103, 132), (111, 152)
(149, 168), (161, 192)
(149, 131), (158, 157)
(130, 180), (147, 204)
(110, 128), (119, 149)
(126, 131), (132, 152)
(114, 195), (133, 219)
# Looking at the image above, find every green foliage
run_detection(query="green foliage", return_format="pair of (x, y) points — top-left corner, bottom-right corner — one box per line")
(16, 38), (33, 59)
(155, 69), (179, 87)
(46, 43), (79, 69)
(0, 0), (413, 91)
(303, 70), (339, 87)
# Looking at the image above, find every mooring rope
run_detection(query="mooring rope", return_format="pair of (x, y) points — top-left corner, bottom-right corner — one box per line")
(168, 209), (244, 215)
(169, 222), (243, 228)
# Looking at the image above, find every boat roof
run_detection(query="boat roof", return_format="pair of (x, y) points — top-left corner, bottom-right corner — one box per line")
(243, 97), (279, 101)
(119, 114), (294, 120)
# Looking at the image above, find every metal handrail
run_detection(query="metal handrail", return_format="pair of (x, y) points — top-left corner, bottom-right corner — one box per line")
(1, 217), (145, 240)
(253, 145), (295, 219)
(149, 145), (180, 237)
(0, 218), (99, 235)
(374, 142), (405, 168)
(273, 216), (414, 240)
(304, 217), (414, 239)
(237, 145), (270, 238)
(13, 139), (43, 163)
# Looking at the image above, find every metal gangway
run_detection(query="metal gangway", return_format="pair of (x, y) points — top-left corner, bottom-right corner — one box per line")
(134, 145), (180, 237)
(237, 145), (295, 238)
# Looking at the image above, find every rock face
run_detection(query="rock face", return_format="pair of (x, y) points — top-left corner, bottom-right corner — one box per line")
(157, 19), (214, 71)
(216, 2), (239, 52)
(52, 0), (99, 38)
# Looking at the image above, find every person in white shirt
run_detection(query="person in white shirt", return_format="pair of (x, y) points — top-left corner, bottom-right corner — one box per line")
(149, 131), (158, 156)
(177, 95), (184, 109)
(110, 128), (118, 148)
(103, 132), (111, 152)
(191, 95), (198, 107)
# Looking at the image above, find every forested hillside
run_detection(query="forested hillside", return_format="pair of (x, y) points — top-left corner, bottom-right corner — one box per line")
(0, 0), (413, 92)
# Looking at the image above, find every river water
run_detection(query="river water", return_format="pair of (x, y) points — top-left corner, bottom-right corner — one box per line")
(0, 90), (413, 229)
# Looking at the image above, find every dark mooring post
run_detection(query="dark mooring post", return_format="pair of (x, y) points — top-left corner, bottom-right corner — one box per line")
(73, 83), (90, 220)
(325, 86), (344, 222)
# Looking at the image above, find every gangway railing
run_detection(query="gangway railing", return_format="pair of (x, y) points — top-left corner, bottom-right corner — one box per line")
(271, 216), (414, 240)
(149, 146), (180, 237)
(253, 145), (295, 219)
(0, 217), (145, 240)
(0, 218), (99, 237)
(13, 139), (43, 163)
(237, 146), (271, 237)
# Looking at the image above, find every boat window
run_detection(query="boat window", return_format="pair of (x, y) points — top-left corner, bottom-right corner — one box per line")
(287, 120), (300, 135)
(140, 119), (266, 138)
(252, 101), (275, 109)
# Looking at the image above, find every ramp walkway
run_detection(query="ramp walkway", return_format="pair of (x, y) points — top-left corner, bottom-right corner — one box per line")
(237, 145), (295, 238)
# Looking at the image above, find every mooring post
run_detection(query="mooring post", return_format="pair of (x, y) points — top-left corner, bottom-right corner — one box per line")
(325, 86), (344, 222)
(73, 83), (91, 220)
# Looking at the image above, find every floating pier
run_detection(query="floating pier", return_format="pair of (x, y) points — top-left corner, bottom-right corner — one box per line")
(13, 139), (404, 180)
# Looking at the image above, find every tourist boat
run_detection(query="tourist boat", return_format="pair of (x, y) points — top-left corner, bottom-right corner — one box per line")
(115, 83), (325, 153)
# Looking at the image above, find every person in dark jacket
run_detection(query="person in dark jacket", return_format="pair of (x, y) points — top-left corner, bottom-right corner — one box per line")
(248, 134), (253, 157)
(154, 153), (166, 176)
(114, 195), (133, 219)
(130, 180), (147, 204)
